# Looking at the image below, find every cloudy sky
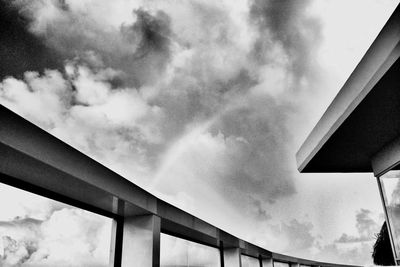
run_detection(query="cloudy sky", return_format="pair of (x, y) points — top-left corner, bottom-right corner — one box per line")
(0, 0), (399, 266)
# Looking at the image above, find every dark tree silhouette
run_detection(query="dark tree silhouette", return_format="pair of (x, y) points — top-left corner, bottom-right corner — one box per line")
(372, 221), (395, 265)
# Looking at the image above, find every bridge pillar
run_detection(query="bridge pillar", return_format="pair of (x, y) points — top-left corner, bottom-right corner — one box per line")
(224, 248), (242, 267)
(262, 258), (273, 267)
(121, 214), (161, 267)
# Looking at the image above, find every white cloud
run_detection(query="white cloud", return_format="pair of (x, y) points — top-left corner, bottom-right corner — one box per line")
(0, 184), (112, 267)
(30, 208), (111, 266)
(0, 70), (69, 129)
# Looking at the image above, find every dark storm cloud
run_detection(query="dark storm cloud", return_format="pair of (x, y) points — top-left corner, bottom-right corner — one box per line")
(208, 97), (297, 204)
(0, 1), (62, 79)
(118, 8), (172, 87)
(250, 0), (322, 81)
(122, 9), (171, 60)
(10, 0), (173, 87)
(144, 2), (322, 208)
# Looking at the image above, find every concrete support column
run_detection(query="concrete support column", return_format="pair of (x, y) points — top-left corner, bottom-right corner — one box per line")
(258, 256), (263, 267)
(223, 248), (241, 267)
(121, 214), (161, 267)
(109, 218), (123, 267)
(262, 258), (273, 267)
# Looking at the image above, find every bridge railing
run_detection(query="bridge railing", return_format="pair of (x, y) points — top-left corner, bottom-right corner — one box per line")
(0, 104), (359, 267)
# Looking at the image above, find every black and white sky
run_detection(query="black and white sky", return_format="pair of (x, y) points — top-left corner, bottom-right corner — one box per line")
(0, 0), (399, 266)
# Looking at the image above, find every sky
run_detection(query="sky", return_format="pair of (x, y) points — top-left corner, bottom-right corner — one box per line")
(0, 0), (399, 266)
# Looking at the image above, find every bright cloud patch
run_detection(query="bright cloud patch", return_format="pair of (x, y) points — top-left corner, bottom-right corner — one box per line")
(0, 184), (112, 267)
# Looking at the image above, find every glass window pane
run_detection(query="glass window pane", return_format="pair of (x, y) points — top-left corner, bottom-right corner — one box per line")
(160, 233), (221, 267)
(0, 183), (113, 267)
(241, 254), (259, 267)
(274, 261), (290, 267)
(380, 170), (400, 258)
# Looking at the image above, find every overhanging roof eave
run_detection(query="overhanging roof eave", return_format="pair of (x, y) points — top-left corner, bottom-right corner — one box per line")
(297, 5), (400, 173)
